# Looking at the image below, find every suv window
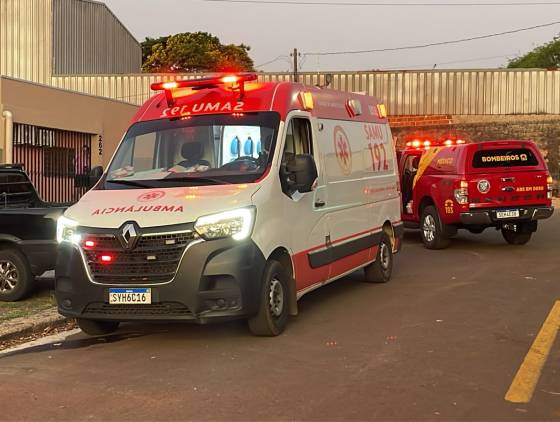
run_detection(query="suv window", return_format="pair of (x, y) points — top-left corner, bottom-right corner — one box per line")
(0, 173), (36, 208)
(472, 148), (539, 168)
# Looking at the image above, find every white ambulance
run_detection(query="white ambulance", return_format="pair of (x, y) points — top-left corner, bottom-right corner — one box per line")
(55, 74), (403, 336)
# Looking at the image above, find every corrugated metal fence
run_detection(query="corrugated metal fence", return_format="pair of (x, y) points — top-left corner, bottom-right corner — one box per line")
(50, 69), (560, 116)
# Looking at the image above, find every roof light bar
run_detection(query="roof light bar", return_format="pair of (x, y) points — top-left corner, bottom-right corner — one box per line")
(151, 74), (257, 92)
(151, 74), (258, 106)
(405, 138), (469, 149)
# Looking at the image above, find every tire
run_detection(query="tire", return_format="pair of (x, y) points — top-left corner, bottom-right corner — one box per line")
(502, 227), (532, 245)
(248, 260), (290, 337)
(364, 233), (393, 283)
(420, 205), (450, 250)
(77, 319), (120, 336)
(0, 248), (34, 302)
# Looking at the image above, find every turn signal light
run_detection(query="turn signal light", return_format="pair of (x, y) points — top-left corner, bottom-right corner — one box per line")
(299, 92), (314, 111)
(377, 103), (388, 118)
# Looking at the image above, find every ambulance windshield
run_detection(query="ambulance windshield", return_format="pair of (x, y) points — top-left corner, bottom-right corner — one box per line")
(105, 112), (280, 188)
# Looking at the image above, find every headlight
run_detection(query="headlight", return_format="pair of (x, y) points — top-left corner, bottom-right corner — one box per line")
(194, 207), (255, 241)
(57, 216), (81, 244)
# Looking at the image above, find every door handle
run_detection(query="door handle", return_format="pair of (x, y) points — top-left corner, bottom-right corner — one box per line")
(315, 199), (326, 208)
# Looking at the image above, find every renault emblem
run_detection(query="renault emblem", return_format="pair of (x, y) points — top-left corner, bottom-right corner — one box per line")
(118, 222), (140, 250)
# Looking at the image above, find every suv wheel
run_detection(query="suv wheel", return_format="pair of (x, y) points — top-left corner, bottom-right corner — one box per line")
(248, 260), (289, 337)
(364, 233), (393, 283)
(77, 319), (120, 336)
(0, 248), (34, 302)
(420, 205), (450, 250)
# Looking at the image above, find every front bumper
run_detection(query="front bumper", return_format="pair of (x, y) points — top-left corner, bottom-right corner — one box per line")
(460, 206), (554, 226)
(55, 237), (266, 323)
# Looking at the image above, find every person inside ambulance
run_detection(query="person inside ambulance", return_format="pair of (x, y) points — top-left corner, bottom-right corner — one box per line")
(402, 155), (420, 212)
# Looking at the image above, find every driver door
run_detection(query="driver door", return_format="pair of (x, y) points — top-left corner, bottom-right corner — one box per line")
(280, 114), (329, 292)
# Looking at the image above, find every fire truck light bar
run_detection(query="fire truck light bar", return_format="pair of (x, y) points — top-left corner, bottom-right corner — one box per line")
(405, 138), (467, 149)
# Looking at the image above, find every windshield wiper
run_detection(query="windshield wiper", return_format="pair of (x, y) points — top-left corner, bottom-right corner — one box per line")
(160, 176), (231, 185)
(106, 179), (154, 188)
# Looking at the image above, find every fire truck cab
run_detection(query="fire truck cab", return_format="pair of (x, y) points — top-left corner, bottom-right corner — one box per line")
(56, 74), (403, 337)
(398, 138), (554, 249)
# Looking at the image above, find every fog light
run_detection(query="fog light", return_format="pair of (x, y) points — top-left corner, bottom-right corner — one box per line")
(62, 299), (72, 309)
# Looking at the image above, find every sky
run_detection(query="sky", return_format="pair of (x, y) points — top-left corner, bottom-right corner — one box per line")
(102, 0), (560, 72)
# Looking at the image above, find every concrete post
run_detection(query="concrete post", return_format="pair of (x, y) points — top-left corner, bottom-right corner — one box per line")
(2, 110), (13, 164)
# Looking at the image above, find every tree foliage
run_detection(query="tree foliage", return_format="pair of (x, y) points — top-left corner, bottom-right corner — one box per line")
(141, 32), (254, 73)
(508, 37), (560, 69)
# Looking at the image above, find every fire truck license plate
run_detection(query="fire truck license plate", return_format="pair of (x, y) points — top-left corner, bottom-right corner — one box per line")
(109, 288), (151, 305)
(496, 209), (520, 219)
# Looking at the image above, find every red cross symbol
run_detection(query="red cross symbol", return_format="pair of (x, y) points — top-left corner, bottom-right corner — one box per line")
(334, 126), (352, 175)
(138, 191), (166, 202)
(337, 136), (350, 166)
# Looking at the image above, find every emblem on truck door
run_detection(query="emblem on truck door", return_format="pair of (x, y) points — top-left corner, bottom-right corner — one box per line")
(477, 180), (491, 194)
(118, 222), (140, 250)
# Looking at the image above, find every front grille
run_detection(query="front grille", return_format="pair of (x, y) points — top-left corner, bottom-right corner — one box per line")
(83, 231), (195, 284)
(83, 302), (192, 317)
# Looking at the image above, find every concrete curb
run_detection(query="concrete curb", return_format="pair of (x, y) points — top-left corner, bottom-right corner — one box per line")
(0, 308), (69, 344)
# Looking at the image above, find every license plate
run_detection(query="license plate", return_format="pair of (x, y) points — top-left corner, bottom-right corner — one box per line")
(496, 209), (520, 219)
(109, 288), (151, 305)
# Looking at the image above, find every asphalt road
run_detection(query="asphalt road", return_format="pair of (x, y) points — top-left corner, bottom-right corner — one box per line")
(1, 211), (560, 421)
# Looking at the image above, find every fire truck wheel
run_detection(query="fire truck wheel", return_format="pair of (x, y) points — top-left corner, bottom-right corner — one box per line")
(77, 319), (120, 336)
(0, 248), (34, 302)
(420, 206), (450, 250)
(364, 234), (393, 283)
(248, 260), (289, 337)
(501, 227), (532, 245)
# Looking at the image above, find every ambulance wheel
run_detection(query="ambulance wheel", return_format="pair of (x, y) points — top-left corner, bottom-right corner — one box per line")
(364, 234), (393, 283)
(248, 260), (289, 337)
(77, 319), (120, 336)
(0, 248), (34, 302)
(420, 206), (450, 250)
(502, 227), (532, 245)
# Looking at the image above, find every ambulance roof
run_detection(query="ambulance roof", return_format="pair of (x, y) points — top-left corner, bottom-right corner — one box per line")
(131, 75), (388, 125)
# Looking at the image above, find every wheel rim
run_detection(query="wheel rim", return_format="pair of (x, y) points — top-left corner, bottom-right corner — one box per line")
(422, 215), (436, 243)
(379, 242), (391, 270)
(0, 260), (19, 293)
(268, 277), (284, 318)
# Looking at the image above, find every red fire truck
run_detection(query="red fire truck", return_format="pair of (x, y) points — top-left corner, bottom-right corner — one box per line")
(398, 138), (554, 249)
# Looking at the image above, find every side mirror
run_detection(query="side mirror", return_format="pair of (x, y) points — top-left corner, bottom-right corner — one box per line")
(88, 166), (104, 189)
(286, 154), (318, 193)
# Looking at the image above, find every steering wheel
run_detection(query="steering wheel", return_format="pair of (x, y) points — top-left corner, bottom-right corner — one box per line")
(221, 156), (260, 171)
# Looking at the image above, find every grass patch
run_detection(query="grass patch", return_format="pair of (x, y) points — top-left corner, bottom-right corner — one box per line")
(0, 279), (56, 322)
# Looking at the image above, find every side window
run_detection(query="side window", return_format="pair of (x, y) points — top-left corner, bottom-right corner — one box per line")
(0, 173), (36, 208)
(281, 118), (312, 165)
(280, 118), (313, 196)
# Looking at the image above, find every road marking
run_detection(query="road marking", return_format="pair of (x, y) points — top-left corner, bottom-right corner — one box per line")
(505, 300), (560, 403)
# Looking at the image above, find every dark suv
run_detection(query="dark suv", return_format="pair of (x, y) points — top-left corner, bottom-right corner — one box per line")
(0, 165), (67, 301)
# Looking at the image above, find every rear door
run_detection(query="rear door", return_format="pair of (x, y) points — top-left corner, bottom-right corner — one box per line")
(466, 143), (550, 208)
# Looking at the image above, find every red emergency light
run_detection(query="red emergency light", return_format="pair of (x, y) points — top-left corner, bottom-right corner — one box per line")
(84, 240), (96, 249)
(405, 138), (468, 150)
(100, 254), (113, 264)
(151, 74), (258, 106)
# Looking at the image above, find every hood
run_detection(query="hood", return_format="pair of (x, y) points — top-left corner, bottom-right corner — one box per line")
(64, 184), (260, 229)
